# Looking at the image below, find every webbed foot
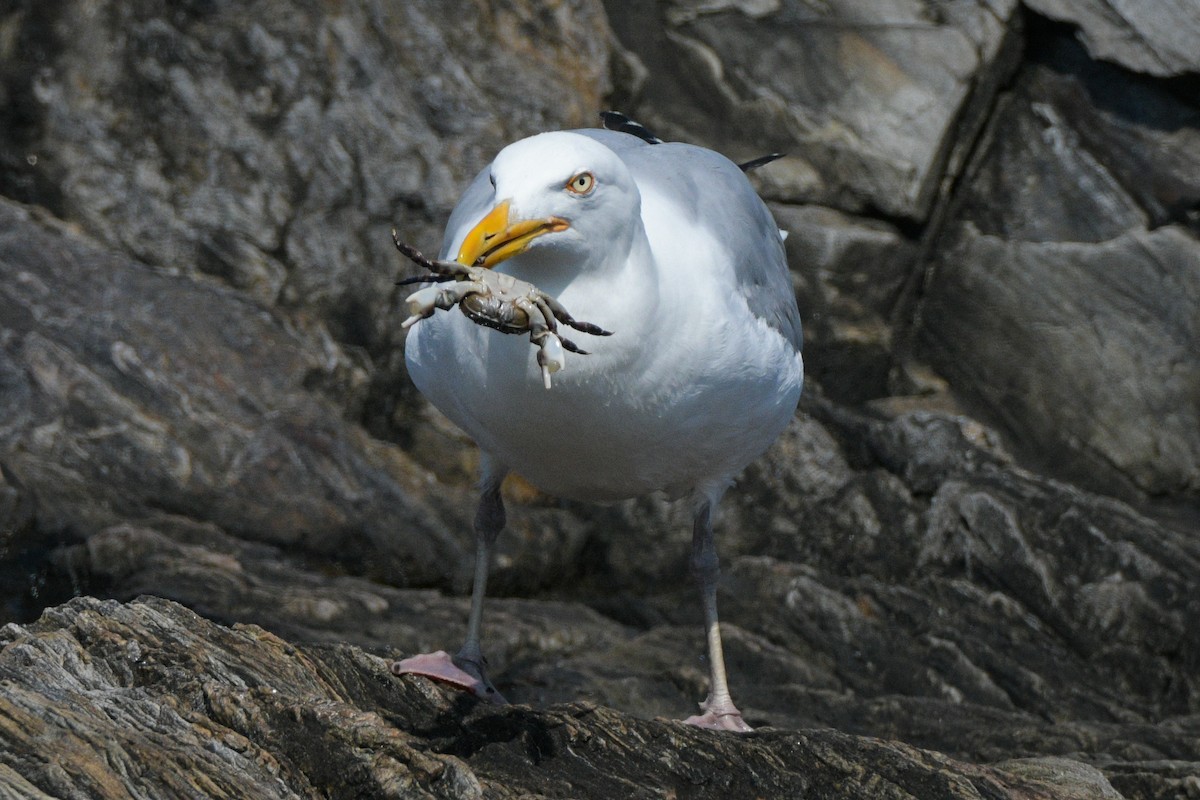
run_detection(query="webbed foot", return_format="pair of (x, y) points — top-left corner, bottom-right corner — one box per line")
(682, 695), (753, 733)
(390, 650), (507, 704)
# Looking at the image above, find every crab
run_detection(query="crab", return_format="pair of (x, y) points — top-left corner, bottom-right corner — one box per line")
(392, 231), (612, 389)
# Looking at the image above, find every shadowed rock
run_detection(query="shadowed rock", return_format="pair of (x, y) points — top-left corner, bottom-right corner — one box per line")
(915, 33), (1200, 503)
(0, 199), (474, 587)
(1024, 0), (1200, 76)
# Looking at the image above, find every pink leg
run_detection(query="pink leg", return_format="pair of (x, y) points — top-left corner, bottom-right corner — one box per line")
(682, 499), (753, 733)
(391, 468), (508, 705)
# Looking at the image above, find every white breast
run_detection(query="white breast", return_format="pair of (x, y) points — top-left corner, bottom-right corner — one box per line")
(405, 248), (802, 502)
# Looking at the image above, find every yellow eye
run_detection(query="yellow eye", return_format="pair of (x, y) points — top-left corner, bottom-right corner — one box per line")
(566, 171), (595, 195)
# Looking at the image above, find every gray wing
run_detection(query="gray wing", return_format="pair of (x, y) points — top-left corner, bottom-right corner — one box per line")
(576, 129), (803, 353)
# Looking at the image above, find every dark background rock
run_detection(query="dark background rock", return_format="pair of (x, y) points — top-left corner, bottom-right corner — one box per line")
(0, 0), (1197, 797)
(914, 27), (1200, 507)
(1022, 0), (1200, 77)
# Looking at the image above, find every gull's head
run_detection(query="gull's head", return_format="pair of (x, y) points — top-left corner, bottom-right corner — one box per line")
(454, 132), (640, 273)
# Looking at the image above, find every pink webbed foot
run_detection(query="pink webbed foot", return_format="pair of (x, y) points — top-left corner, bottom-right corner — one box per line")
(683, 695), (754, 733)
(390, 650), (507, 704)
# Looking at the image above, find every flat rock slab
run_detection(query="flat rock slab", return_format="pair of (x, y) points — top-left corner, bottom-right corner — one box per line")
(0, 595), (1116, 800)
(606, 0), (1022, 219)
(915, 40), (1200, 500)
(1025, 0), (1200, 76)
(0, 198), (471, 587)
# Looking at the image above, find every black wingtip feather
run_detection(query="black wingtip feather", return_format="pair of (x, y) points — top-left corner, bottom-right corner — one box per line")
(738, 153), (786, 172)
(600, 111), (663, 144)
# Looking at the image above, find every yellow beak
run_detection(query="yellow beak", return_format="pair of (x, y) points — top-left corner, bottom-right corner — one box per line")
(456, 200), (568, 268)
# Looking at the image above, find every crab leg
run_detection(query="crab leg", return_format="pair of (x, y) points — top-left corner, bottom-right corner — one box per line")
(556, 336), (588, 355)
(541, 294), (612, 337)
(401, 280), (487, 329)
(390, 234), (613, 388)
(392, 231), (472, 283)
(526, 297), (585, 355)
(516, 297), (566, 388)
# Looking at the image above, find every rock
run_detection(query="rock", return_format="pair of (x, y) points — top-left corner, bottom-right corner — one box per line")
(603, 0), (1024, 220)
(0, 198), (480, 590)
(772, 204), (916, 403)
(42, 395), (1199, 796)
(994, 757), (1125, 800)
(52, 517), (629, 673)
(1102, 760), (1200, 800)
(0, 0), (615, 390)
(713, 400), (1200, 739)
(0, 464), (49, 623)
(914, 33), (1200, 501)
(1024, 0), (1200, 77)
(0, 595), (1120, 799)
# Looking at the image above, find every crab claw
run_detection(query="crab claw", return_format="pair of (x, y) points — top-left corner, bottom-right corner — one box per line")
(401, 285), (444, 329)
(537, 333), (565, 389)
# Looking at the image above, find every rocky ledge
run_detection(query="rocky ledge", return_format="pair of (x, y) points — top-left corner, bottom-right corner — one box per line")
(2, 596), (1125, 799)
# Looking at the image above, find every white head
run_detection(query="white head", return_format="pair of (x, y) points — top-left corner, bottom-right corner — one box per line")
(451, 132), (641, 277)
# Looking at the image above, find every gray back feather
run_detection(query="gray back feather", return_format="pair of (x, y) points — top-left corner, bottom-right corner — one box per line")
(577, 129), (803, 352)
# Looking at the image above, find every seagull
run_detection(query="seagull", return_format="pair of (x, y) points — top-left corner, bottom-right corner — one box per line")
(394, 115), (803, 732)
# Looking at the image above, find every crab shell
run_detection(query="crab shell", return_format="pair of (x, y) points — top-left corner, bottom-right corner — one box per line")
(459, 292), (532, 335)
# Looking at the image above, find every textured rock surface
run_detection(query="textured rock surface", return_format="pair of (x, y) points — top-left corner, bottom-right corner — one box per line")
(0, 200), (466, 587)
(0, 0), (614, 427)
(1023, 0), (1200, 76)
(915, 32), (1200, 502)
(0, 0), (1197, 797)
(0, 595), (1114, 799)
(603, 0), (1023, 220)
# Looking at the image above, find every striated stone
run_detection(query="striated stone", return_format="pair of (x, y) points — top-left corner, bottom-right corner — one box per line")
(0, 0), (615, 370)
(0, 595), (1124, 799)
(916, 40), (1200, 501)
(604, 0), (1023, 220)
(1025, 0), (1200, 77)
(0, 198), (462, 587)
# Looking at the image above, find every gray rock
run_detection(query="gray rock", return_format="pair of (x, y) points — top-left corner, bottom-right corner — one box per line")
(1025, 0), (1200, 77)
(920, 224), (1200, 498)
(915, 42), (1200, 501)
(994, 757), (1124, 800)
(604, 0), (1023, 220)
(773, 204), (915, 402)
(0, 595), (1122, 799)
(49, 392), (1200, 791)
(0, 0), (615, 370)
(0, 198), (464, 586)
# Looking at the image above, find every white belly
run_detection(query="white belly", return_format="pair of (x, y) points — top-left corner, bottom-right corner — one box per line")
(405, 284), (803, 502)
